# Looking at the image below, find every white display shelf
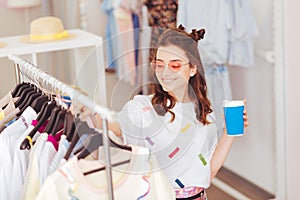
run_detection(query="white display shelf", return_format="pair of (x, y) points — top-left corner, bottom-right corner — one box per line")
(0, 29), (107, 106)
(0, 29), (102, 57)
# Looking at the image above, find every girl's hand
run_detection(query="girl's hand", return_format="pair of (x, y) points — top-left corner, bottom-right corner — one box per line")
(243, 99), (249, 128)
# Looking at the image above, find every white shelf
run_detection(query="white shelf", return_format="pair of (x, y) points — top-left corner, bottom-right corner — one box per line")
(0, 29), (103, 57)
(0, 29), (107, 106)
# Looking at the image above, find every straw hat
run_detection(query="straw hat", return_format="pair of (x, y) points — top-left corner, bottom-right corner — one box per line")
(20, 16), (75, 43)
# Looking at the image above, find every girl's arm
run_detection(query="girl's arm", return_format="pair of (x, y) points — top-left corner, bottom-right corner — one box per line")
(210, 100), (249, 179)
(210, 131), (235, 179)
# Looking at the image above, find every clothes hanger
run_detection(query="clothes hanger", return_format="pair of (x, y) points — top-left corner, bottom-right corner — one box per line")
(16, 90), (42, 117)
(15, 83), (35, 98)
(30, 95), (50, 113)
(14, 85), (36, 108)
(64, 118), (100, 160)
(63, 111), (76, 142)
(78, 131), (132, 176)
(49, 108), (67, 136)
(17, 70), (46, 114)
(11, 82), (30, 98)
(43, 106), (63, 134)
(20, 100), (57, 150)
(11, 63), (29, 97)
(83, 159), (131, 176)
(76, 133), (102, 159)
(76, 130), (132, 160)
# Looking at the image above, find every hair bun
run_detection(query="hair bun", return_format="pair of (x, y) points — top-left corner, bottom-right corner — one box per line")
(191, 28), (205, 41)
(178, 24), (185, 31)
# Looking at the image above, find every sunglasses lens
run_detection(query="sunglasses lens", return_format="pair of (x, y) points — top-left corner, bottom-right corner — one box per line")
(150, 61), (184, 72)
(169, 61), (182, 72)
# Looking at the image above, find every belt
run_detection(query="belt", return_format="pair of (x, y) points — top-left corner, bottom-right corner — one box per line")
(175, 187), (206, 200)
(176, 189), (205, 200)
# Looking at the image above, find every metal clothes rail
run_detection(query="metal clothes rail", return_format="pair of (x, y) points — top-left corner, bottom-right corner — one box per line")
(8, 53), (115, 200)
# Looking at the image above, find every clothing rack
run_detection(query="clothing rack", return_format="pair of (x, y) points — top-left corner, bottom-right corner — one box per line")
(8, 53), (116, 200)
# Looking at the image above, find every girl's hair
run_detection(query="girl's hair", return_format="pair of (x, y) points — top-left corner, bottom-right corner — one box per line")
(150, 25), (213, 125)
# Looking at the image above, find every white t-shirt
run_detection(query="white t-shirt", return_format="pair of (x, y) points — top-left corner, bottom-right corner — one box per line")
(0, 106), (37, 200)
(116, 95), (218, 188)
(38, 139), (57, 187)
(22, 133), (48, 200)
(48, 135), (69, 175)
(36, 145), (175, 199)
(10, 124), (41, 200)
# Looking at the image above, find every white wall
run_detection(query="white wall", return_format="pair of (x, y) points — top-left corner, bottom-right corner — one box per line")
(224, 0), (276, 193)
(284, 0), (300, 199)
(0, 5), (44, 96)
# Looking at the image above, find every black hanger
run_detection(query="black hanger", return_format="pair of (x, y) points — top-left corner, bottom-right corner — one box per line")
(14, 86), (36, 107)
(79, 132), (132, 175)
(16, 89), (37, 109)
(36, 100), (56, 121)
(11, 82), (30, 98)
(31, 95), (49, 113)
(20, 101), (57, 150)
(77, 129), (132, 160)
(76, 133), (103, 159)
(83, 159), (131, 176)
(63, 111), (76, 142)
(109, 136), (132, 151)
(43, 106), (63, 134)
(49, 109), (67, 136)
(16, 90), (42, 117)
(14, 83), (35, 98)
(64, 119), (99, 160)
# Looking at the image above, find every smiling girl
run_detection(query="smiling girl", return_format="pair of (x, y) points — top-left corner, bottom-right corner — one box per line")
(102, 25), (249, 199)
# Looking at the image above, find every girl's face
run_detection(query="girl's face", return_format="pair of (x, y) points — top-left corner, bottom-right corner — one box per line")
(153, 45), (197, 101)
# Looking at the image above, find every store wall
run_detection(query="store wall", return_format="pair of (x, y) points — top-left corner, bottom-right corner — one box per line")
(224, 0), (276, 194)
(0, 5), (44, 96)
(285, 0), (300, 199)
(0, 2), (76, 96)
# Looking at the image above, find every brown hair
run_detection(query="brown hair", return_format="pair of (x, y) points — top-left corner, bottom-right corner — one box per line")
(150, 25), (212, 125)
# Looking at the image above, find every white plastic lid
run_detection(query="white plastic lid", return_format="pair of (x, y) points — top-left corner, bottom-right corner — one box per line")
(223, 100), (244, 107)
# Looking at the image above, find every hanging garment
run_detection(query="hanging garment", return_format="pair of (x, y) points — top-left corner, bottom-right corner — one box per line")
(144, 0), (178, 28)
(177, 0), (230, 66)
(22, 133), (49, 200)
(227, 0), (259, 67)
(48, 135), (70, 175)
(9, 120), (47, 200)
(0, 106), (37, 200)
(101, 0), (119, 71)
(114, 7), (137, 85)
(177, 0), (258, 67)
(0, 93), (20, 130)
(36, 145), (175, 199)
(144, 0), (178, 61)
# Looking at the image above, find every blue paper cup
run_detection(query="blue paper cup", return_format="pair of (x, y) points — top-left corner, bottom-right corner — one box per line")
(223, 100), (245, 136)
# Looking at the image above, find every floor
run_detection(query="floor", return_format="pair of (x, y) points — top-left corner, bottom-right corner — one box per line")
(206, 167), (275, 200)
(207, 184), (236, 200)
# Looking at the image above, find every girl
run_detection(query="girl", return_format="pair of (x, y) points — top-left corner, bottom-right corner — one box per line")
(103, 25), (249, 199)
